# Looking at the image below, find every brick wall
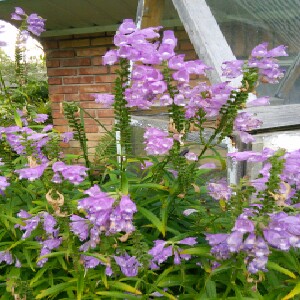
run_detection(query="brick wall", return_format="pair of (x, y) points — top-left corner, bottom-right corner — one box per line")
(42, 27), (199, 156)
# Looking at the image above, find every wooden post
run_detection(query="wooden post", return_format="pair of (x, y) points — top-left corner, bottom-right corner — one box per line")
(141, 0), (165, 28)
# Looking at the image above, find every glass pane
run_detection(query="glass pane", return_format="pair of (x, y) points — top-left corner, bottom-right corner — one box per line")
(205, 0), (300, 104)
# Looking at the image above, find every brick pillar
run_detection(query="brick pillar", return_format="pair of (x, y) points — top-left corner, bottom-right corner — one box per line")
(42, 33), (117, 155)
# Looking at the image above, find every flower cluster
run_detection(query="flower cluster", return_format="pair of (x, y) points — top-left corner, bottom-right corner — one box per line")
(15, 210), (61, 267)
(249, 43), (287, 84)
(52, 161), (88, 185)
(114, 253), (140, 277)
(148, 237), (197, 269)
(207, 178), (232, 201)
(207, 206), (300, 274)
(143, 127), (173, 155)
(234, 112), (262, 143)
(70, 185), (137, 253)
(222, 43), (287, 84)
(11, 7), (46, 36)
(206, 209), (270, 273)
(0, 251), (21, 268)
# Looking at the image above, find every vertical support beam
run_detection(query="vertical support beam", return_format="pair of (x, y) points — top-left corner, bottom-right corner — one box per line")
(141, 0), (165, 28)
(172, 0), (236, 84)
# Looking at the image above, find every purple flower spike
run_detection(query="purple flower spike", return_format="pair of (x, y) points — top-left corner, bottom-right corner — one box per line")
(114, 253), (140, 277)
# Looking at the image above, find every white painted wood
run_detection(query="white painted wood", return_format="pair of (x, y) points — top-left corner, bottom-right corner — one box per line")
(172, 0), (237, 84)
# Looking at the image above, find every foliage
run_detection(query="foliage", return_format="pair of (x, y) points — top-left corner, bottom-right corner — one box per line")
(1, 8), (300, 300)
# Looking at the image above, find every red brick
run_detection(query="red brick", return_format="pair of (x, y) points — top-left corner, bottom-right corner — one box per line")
(92, 56), (103, 65)
(48, 77), (62, 85)
(52, 111), (64, 118)
(53, 118), (69, 125)
(91, 37), (113, 46)
(82, 109), (96, 117)
(46, 59), (60, 68)
(47, 50), (75, 58)
(59, 39), (90, 48)
(49, 85), (79, 94)
(63, 76), (94, 84)
(80, 102), (103, 109)
(98, 109), (114, 118)
(54, 125), (70, 133)
(86, 133), (104, 141)
(43, 40), (58, 50)
(78, 66), (108, 75)
(64, 93), (80, 101)
(47, 68), (77, 77)
(61, 58), (91, 67)
(50, 94), (64, 102)
(76, 47), (107, 57)
(85, 125), (98, 133)
(79, 94), (96, 101)
(109, 65), (120, 73)
(94, 74), (117, 83)
(79, 85), (110, 93)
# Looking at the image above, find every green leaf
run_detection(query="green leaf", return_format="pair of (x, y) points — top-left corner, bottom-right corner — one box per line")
(267, 261), (296, 279)
(137, 206), (165, 236)
(77, 269), (85, 300)
(180, 246), (212, 257)
(35, 281), (76, 299)
(107, 281), (142, 295)
(95, 291), (142, 299)
(282, 282), (300, 300)
(205, 279), (217, 298)
(13, 109), (23, 127)
(30, 267), (48, 287)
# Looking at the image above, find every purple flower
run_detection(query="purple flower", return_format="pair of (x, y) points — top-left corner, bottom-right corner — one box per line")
(26, 13), (46, 36)
(70, 215), (89, 241)
(33, 114), (48, 123)
(222, 60), (244, 78)
(207, 178), (232, 201)
(0, 251), (13, 265)
(183, 209), (197, 216)
(15, 163), (48, 181)
(234, 112), (262, 132)
(114, 253), (140, 277)
(81, 255), (101, 269)
(247, 96), (270, 107)
(251, 42), (269, 58)
(144, 127), (173, 155)
(37, 238), (62, 267)
(102, 50), (119, 65)
(0, 176), (10, 191)
(92, 93), (115, 107)
(61, 132), (73, 143)
(185, 152), (198, 161)
(52, 161), (88, 185)
(178, 237), (197, 246)
(199, 163), (217, 169)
